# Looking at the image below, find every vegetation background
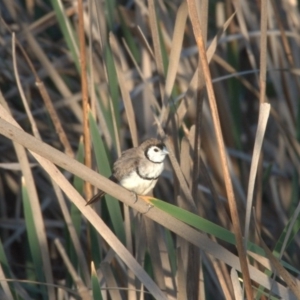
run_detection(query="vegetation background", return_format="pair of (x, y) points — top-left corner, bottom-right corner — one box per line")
(0, 0), (300, 299)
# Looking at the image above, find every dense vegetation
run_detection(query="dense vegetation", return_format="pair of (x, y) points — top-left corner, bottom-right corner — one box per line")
(1, 0), (300, 299)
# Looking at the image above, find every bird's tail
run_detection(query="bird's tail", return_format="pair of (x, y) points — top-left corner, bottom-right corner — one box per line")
(85, 190), (106, 206)
(85, 175), (118, 205)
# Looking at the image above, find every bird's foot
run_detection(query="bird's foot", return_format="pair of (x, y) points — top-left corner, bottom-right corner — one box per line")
(132, 192), (138, 204)
(131, 194), (154, 213)
(143, 204), (154, 214)
(138, 195), (154, 214)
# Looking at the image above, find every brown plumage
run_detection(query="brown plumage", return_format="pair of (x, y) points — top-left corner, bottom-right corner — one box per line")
(86, 138), (168, 205)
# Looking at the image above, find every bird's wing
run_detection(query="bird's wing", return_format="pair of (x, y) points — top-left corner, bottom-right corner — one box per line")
(87, 147), (142, 205)
(113, 149), (141, 181)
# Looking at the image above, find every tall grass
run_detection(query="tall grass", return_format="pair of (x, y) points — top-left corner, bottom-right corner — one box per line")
(1, 0), (300, 299)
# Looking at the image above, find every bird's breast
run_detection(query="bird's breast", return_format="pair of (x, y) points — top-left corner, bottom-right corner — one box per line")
(119, 163), (163, 195)
(138, 162), (164, 179)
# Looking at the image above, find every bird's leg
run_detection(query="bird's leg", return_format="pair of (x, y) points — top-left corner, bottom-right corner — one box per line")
(138, 195), (154, 214)
(131, 194), (154, 213)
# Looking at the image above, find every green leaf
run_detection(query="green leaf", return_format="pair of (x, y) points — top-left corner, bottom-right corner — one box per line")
(22, 183), (47, 299)
(105, 45), (121, 136)
(118, 8), (140, 63)
(104, 0), (116, 31)
(89, 112), (126, 244)
(0, 238), (16, 299)
(150, 198), (300, 275)
(65, 140), (85, 288)
(91, 261), (103, 300)
(50, 0), (79, 70)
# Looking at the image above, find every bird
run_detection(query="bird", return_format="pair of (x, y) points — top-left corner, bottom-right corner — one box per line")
(86, 138), (169, 205)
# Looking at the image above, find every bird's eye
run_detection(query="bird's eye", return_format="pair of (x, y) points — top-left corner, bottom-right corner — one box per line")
(154, 148), (159, 152)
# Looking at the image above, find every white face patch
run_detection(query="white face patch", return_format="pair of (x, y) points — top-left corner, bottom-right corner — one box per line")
(146, 145), (168, 163)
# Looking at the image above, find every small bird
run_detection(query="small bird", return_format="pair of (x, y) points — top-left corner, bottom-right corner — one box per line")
(86, 138), (169, 205)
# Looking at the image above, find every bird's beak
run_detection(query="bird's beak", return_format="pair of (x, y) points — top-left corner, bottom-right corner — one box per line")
(163, 147), (169, 155)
